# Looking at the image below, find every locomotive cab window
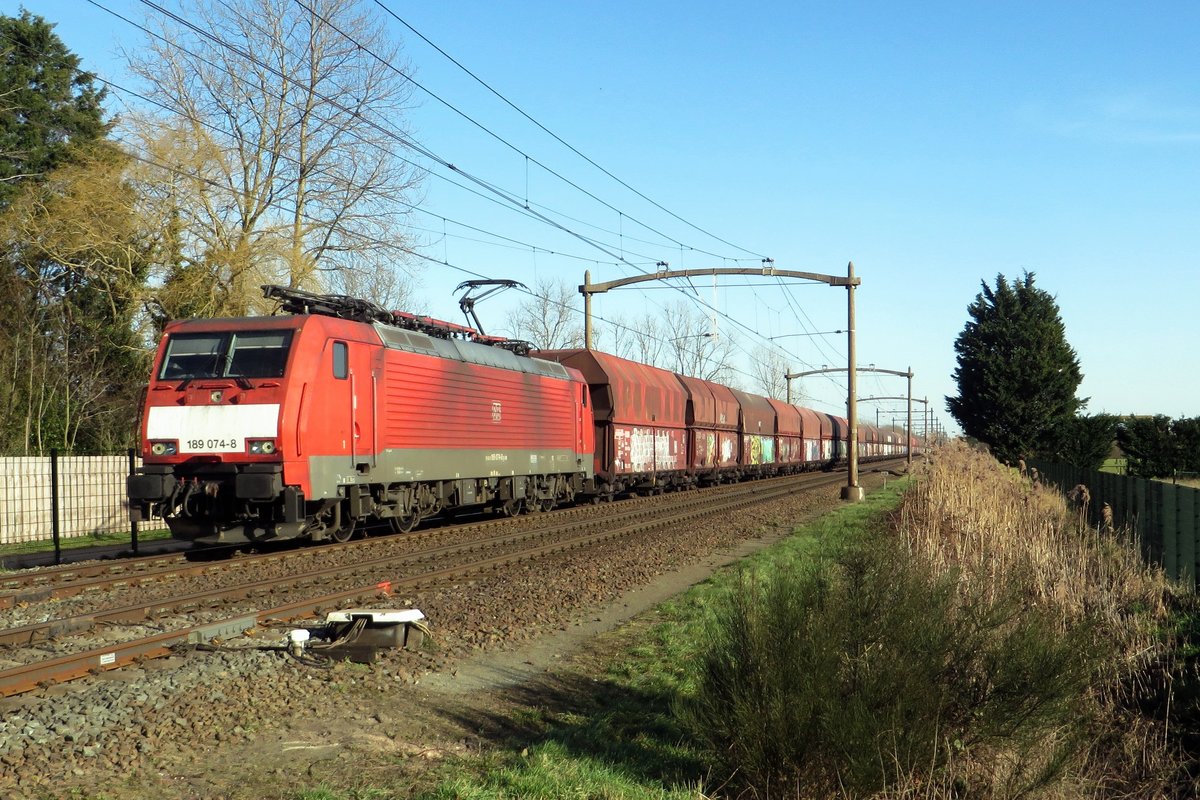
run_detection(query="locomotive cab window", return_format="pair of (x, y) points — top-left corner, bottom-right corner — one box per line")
(333, 341), (348, 379)
(159, 330), (293, 380)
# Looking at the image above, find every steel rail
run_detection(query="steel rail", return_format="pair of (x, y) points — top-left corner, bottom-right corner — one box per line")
(0, 465), (837, 606)
(0, 470), (846, 646)
(0, 469), (860, 696)
(0, 462), (910, 696)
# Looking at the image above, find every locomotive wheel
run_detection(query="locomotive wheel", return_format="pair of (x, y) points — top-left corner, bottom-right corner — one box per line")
(329, 523), (355, 544)
(389, 513), (418, 534)
(501, 498), (525, 516)
(539, 498), (556, 512)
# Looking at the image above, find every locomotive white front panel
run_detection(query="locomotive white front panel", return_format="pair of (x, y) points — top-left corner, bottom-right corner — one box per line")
(146, 404), (281, 453)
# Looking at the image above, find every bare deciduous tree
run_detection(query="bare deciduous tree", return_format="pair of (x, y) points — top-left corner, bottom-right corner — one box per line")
(0, 146), (151, 451)
(509, 278), (585, 349)
(663, 300), (736, 383)
(328, 260), (420, 313)
(126, 0), (423, 315)
(749, 346), (791, 400)
(606, 311), (665, 366)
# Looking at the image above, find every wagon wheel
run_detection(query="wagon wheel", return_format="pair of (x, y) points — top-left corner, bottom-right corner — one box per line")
(389, 512), (418, 534)
(501, 498), (525, 517)
(538, 498), (556, 512)
(329, 522), (356, 544)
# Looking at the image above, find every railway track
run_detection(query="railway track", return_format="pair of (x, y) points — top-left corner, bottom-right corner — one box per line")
(0, 466), (882, 697)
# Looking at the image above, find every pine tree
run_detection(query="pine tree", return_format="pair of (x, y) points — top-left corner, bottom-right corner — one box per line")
(946, 273), (1084, 463)
(0, 12), (136, 452)
(1173, 417), (1200, 475)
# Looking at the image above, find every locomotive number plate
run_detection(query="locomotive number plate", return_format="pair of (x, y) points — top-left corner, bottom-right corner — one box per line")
(185, 437), (240, 452)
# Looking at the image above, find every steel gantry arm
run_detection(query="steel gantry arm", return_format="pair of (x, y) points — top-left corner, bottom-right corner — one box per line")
(580, 265), (857, 350)
(580, 261), (866, 500)
(785, 366), (916, 469)
(859, 395), (933, 463)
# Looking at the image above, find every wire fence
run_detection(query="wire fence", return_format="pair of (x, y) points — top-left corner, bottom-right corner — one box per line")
(0, 450), (161, 547)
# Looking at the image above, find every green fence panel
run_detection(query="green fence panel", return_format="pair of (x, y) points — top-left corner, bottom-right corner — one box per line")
(1023, 461), (1200, 591)
(1134, 478), (1148, 563)
(1162, 483), (1178, 580)
(1177, 489), (1196, 590)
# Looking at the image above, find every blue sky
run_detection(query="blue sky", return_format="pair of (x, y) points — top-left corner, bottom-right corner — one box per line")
(24, 0), (1200, 429)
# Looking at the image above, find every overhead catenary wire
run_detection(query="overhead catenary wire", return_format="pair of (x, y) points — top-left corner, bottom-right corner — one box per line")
(107, 0), (647, 270)
(277, 0), (831, 366)
(92, 3), (801, 309)
(96, 135), (854, 411)
(284, 0), (799, 345)
(90, 68), (662, 272)
(292, 0), (763, 265)
(81, 0), (733, 292)
(88, 65), (841, 389)
(67, 2), (854, 405)
(366, 0), (768, 261)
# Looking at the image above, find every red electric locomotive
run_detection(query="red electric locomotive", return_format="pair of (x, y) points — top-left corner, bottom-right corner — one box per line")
(127, 287), (594, 545)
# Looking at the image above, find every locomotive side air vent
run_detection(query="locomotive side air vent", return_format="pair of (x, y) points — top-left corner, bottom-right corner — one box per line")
(375, 328), (413, 350)
(375, 327), (430, 353)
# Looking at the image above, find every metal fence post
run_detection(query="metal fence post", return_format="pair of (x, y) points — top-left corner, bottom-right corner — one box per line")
(1086, 468), (1100, 528)
(50, 448), (61, 566)
(127, 448), (139, 555)
(1099, 470), (1113, 527)
(1125, 473), (1135, 536)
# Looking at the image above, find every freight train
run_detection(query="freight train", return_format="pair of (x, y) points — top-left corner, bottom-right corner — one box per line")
(127, 286), (915, 546)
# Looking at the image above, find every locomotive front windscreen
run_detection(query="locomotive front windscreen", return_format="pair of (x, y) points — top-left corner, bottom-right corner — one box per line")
(159, 330), (293, 380)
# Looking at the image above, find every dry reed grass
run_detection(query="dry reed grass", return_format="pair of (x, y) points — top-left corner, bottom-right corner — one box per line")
(899, 442), (1167, 647)
(879, 440), (1190, 798)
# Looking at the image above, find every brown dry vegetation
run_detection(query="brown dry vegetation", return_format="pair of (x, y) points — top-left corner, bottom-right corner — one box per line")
(889, 441), (1192, 798)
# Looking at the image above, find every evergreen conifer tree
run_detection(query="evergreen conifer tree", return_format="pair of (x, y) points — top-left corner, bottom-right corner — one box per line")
(0, 10), (107, 210)
(947, 273), (1083, 463)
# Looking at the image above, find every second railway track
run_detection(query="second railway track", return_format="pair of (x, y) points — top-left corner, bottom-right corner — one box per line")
(0, 466), (883, 697)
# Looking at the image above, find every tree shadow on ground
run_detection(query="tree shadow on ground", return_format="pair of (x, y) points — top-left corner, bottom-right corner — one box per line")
(421, 664), (708, 791)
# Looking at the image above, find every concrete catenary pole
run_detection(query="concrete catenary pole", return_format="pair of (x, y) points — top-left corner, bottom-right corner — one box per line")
(842, 261), (863, 501)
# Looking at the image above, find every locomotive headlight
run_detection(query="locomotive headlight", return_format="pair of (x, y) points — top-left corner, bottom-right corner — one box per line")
(248, 439), (277, 455)
(149, 440), (178, 456)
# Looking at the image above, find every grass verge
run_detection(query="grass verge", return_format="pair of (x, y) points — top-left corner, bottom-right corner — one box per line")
(296, 445), (1199, 798)
(383, 484), (912, 800)
(0, 527), (171, 560)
